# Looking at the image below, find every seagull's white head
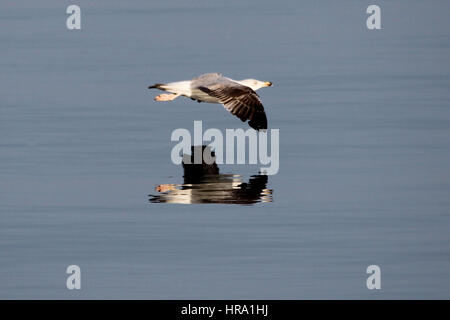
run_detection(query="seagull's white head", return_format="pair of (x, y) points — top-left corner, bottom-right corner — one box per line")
(237, 79), (273, 91)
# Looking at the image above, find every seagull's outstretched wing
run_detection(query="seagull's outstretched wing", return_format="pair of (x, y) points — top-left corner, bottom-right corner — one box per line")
(198, 83), (268, 130)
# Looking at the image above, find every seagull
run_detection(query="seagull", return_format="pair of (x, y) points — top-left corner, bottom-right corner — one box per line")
(148, 73), (272, 130)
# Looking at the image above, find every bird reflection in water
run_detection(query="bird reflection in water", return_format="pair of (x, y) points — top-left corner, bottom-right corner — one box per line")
(149, 146), (273, 205)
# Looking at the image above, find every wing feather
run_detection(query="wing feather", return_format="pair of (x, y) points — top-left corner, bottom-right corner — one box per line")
(198, 83), (268, 130)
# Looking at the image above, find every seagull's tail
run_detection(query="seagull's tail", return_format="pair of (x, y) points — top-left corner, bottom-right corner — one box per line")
(148, 83), (165, 90)
(148, 81), (191, 96)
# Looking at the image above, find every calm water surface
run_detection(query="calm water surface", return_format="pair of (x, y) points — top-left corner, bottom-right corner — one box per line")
(1, 0), (450, 298)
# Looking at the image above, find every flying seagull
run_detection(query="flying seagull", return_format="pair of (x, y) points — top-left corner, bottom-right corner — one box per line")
(148, 73), (272, 130)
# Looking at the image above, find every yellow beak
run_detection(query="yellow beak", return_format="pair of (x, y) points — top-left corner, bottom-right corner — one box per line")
(264, 81), (273, 87)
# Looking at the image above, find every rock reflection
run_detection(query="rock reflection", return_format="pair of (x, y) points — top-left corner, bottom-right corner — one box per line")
(149, 146), (273, 205)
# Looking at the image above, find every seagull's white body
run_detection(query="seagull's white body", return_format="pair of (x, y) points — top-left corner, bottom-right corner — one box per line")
(156, 78), (269, 102)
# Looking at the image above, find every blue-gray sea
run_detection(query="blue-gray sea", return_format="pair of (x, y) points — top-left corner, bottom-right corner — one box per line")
(1, 0), (450, 299)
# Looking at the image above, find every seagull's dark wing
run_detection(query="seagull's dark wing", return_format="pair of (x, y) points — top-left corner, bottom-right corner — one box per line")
(198, 83), (268, 130)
